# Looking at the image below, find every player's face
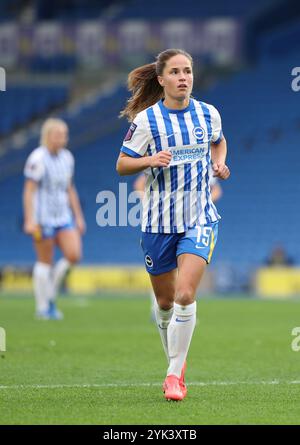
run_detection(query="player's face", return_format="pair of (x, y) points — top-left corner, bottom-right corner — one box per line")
(158, 55), (193, 102)
(48, 124), (68, 151)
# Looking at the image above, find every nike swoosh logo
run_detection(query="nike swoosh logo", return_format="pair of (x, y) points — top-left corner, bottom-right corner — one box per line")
(166, 133), (175, 138)
(195, 245), (207, 249)
(175, 318), (191, 323)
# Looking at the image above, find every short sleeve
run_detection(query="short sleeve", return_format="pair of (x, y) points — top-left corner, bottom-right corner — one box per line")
(210, 106), (223, 144)
(121, 111), (151, 158)
(24, 150), (45, 182)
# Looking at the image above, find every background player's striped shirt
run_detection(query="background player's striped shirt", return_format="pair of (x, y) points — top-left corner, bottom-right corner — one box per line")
(121, 98), (224, 234)
(24, 146), (74, 227)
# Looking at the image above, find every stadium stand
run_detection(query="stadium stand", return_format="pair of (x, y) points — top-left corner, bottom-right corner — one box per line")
(202, 46), (300, 271)
(0, 85), (69, 137)
(0, 14), (299, 283)
(111, 0), (265, 20)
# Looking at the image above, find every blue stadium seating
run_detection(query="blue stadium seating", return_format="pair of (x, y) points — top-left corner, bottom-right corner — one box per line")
(0, 0), (15, 21)
(0, 85), (69, 137)
(0, 0), (270, 22)
(112, 0), (266, 20)
(200, 49), (300, 270)
(29, 56), (77, 73)
(36, 0), (116, 20)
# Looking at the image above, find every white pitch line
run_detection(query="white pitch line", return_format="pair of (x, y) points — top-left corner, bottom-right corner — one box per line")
(0, 380), (300, 390)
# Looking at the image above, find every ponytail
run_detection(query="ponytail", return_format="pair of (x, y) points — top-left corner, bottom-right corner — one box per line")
(119, 63), (163, 121)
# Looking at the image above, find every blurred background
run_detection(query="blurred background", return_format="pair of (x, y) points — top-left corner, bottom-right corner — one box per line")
(1, 0), (300, 298)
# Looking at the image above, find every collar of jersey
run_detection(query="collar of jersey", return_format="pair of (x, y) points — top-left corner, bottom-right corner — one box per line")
(159, 98), (192, 114)
(42, 145), (62, 158)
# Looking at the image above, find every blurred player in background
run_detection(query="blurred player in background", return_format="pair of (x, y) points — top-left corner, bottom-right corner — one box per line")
(117, 48), (230, 401)
(23, 118), (86, 320)
(133, 169), (222, 319)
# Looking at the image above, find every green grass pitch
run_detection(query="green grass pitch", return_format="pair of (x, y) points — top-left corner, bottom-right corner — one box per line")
(1, 293), (300, 425)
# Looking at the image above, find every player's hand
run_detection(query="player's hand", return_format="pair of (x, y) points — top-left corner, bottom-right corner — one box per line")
(23, 220), (40, 236)
(212, 163), (230, 180)
(76, 216), (86, 235)
(149, 150), (172, 168)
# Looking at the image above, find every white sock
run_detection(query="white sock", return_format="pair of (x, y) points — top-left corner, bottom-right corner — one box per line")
(167, 301), (197, 378)
(49, 258), (71, 302)
(154, 300), (174, 363)
(33, 262), (52, 312)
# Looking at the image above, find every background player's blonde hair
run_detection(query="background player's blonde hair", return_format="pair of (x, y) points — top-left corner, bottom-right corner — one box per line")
(120, 48), (193, 122)
(40, 118), (68, 146)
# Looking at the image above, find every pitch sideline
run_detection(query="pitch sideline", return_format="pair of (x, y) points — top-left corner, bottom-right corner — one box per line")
(1, 380), (300, 390)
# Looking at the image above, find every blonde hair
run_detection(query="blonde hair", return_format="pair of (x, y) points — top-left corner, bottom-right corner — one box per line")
(40, 118), (68, 147)
(120, 49), (193, 121)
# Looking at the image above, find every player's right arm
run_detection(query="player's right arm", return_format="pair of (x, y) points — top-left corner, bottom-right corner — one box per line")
(116, 151), (171, 176)
(116, 111), (171, 176)
(23, 179), (39, 235)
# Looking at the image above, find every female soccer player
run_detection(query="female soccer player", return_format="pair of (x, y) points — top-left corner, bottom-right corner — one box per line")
(133, 170), (222, 321)
(23, 118), (86, 320)
(116, 49), (230, 401)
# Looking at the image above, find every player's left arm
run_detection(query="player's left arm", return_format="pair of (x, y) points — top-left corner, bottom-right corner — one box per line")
(211, 137), (230, 180)
(209, 105), (230, 180)
(68, 182), (86, 235)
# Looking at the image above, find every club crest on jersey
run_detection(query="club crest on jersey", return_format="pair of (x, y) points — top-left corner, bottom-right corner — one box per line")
(192, 126), (205, 140)
(145, 255), (153, 268)
(124, 123), (137, 142)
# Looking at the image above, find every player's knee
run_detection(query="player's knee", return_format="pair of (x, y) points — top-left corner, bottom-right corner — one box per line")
(155, 295), (174, 311)
(175, 286), (195, 306)
(65, 250), (81, 264)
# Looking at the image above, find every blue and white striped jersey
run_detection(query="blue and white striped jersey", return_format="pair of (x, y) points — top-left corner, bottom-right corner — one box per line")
(24, 146), (74, 227)
(209, 167), (218, 188)
(121, 98), (223, 234)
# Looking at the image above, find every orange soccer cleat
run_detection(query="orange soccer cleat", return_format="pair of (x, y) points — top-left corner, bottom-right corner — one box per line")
(163, 375), (184, 401)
